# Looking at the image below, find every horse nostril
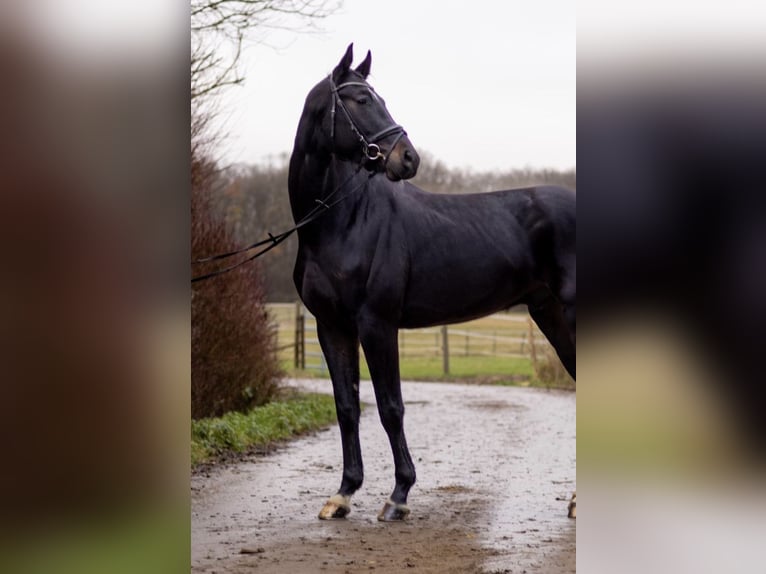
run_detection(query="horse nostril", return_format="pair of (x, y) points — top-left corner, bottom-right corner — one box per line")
(403, 149), (413, 163)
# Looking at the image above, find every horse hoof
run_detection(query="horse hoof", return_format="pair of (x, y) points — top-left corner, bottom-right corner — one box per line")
(377, 500), (410, 522)
(567, 493), (576, 519)
(318, 494), (351, 520)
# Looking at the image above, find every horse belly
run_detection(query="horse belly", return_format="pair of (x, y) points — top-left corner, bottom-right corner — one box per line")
(399, 255), (533, 328)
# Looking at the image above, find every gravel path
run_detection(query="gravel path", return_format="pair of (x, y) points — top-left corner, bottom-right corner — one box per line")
(192, 379), (575, 573)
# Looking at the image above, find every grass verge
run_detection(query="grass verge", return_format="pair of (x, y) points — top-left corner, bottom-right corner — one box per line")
(191, 391), (336, 466)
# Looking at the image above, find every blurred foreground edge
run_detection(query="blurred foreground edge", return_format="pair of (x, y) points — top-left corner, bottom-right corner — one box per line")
(579, 65), (766, 453)
(0, 6), (189, 574)
(578, 59), (766, 574)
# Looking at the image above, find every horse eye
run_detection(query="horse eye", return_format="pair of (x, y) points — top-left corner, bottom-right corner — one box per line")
(355, 96), (369, 105)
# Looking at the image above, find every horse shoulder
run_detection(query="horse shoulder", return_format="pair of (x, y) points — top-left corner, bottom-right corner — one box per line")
(294, 255), (343, 321)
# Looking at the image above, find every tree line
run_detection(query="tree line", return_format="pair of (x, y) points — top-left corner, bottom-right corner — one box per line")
(208, 153), (576, 302)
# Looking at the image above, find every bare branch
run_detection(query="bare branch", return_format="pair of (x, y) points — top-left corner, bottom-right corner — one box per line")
(190, 0), (341, 155)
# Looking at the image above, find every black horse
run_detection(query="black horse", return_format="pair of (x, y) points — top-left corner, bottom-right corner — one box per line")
(289, 44), (576, 521)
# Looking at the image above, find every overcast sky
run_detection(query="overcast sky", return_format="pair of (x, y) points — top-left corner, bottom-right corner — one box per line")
(213, 0), (575, 172)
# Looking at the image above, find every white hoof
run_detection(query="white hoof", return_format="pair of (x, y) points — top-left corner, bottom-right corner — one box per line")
(318, 494), (351, 520)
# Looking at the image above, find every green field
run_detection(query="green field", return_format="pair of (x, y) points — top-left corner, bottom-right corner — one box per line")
(267, 303), (561, 385)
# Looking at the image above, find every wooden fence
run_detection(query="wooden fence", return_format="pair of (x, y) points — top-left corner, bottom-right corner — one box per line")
(268, 302), (553, 376)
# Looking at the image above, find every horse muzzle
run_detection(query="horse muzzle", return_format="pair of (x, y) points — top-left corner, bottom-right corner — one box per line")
(384, 137), (420, 181)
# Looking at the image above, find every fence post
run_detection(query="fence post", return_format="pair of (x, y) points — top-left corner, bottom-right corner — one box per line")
(527, 316), (537, 370)
(294, 301), (305, 370)
(441, 325), (449, 375)
(464, 332), (469, 356)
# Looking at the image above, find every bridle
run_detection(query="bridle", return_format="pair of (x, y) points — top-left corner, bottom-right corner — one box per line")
(328, 75), (407, 165)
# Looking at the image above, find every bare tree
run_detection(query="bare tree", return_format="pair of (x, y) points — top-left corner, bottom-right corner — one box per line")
(190, 1), (342, 414)
(191, 0), (339, 151)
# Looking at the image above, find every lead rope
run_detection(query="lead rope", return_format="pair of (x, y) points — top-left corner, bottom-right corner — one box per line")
(191, 165), (368, 283)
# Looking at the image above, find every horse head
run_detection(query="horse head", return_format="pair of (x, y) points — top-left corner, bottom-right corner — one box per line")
(300, 44), (420, 181)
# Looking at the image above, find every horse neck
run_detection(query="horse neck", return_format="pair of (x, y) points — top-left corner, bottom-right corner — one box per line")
(288, 146), (360, 224)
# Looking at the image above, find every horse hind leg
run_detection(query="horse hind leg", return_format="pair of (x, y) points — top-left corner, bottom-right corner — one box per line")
(528, 289), (576, 518)
(568, 492), (576, 518)
(315, 321), (364, 520)
(527, 289), (576, 381)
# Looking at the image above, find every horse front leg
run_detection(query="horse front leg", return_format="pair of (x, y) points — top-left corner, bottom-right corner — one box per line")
(316, 320), (363, 520)
(358, 315), (416, 521)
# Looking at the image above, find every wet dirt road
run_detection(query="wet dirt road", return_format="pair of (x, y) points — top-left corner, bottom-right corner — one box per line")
(192, 379), (575, 573)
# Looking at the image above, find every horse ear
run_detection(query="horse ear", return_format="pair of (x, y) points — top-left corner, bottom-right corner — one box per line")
(332, 43), (354, 83)
(355, 50), (372, 79)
